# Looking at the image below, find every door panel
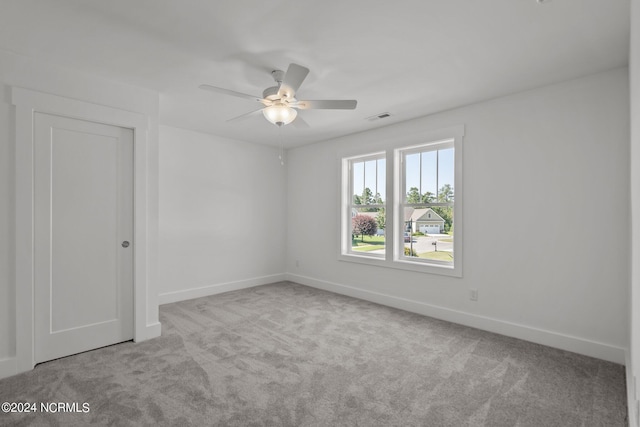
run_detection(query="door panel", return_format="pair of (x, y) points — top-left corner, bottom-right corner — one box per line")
(34, 113), (134, 363)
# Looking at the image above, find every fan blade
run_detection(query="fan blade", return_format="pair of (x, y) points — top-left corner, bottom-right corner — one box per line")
(227, 108), (264, 123)
(291, 116), (310, 129)
(199, 84), (265, 103)
(277, 63), (309, 99)
(293, 100), (357, 110)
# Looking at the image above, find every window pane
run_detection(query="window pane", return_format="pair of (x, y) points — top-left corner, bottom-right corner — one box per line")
(405, 153), (420, 201)
(363, 160), (377, 204)
(376, 158), (386, 203)
(421, 151), (437, 202)
(353, 158), (385, 206)
(351, 211), (385, 254)
(352, 161), (364, 204)
(402, 206), (453, 262)
(437, 148), (454, 203)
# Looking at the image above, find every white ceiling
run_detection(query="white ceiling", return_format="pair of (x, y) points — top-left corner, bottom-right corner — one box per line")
(0, 0), (630, 148)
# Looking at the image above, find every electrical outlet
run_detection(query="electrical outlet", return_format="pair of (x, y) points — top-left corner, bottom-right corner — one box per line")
(470, 289), (478, 301)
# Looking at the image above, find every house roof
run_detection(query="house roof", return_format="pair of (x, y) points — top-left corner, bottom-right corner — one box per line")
(406, 208), (445, 223)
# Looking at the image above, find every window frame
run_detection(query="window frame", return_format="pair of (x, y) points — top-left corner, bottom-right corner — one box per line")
(395, 139), (457, 271)
(342, 151), (387, 259)
(339, 125), (464, 277)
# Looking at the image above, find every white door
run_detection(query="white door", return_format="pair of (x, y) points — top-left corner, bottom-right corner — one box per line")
(34, 112), (134, 363)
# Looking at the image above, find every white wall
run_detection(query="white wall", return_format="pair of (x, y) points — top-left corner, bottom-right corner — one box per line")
(286, 68), (630, 363)
(0, 49), (160, 376)
(157, 125), (287, 303)
(629, 0), (640, 423)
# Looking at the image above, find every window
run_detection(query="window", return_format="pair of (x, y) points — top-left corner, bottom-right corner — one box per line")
(398, 141), (455, 267)
(343, 153), (386, 258)
(340, 126), (463, 276)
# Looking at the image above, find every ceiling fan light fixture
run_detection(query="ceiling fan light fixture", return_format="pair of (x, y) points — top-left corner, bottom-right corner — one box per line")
(263, 104), (297, 126)
(200, 63), (357, 127)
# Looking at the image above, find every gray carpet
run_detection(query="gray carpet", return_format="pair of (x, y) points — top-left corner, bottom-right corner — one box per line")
(0, 281), (627, 426)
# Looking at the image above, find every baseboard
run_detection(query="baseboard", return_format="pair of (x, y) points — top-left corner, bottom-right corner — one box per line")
(627, 350), (638, 427)
(158, 274), (287, 305)
(135, 322), (162, 342)
(0, 322), (164, 381)
(286, 273), (626, 364)
(0, 357), (17, 380)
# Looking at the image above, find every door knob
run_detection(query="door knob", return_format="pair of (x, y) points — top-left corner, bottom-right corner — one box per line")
(121, 241), (130, 248)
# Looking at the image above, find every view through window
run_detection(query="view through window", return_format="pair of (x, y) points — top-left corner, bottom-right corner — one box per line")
(401, 144), (454, 264)
(349, 155), (386, 257)
(341, 129), (462, 276)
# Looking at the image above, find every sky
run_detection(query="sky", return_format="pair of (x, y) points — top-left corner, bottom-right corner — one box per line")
(352, 158), (385, 201)
(405, 147), (454, 199)
(352, 148), (454, 203)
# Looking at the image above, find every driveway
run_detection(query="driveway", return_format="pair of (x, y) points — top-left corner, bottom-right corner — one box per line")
(405, 234), (452, 254)
(361, 233), (453, 256)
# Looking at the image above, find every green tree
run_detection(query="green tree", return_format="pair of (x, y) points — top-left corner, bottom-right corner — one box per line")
(432, 207), (453, 233)
(360, 188), (382, 212)
(438, 184), (454, 203)
(433, 184), (454, 232)
(407, 187), (421, 203)
(376, 209), (386, 230)
(407, 187), (436, 203)
(362, 187), (374, 205)
(422, 191), (435, 203)
(408, 187), (438, 204)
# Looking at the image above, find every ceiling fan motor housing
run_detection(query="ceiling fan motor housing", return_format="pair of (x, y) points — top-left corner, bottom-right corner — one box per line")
(262, 86), (280, 101)
(271, 69), (285, 84)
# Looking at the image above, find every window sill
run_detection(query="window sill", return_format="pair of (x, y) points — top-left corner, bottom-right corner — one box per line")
(338, 253), (462, 277)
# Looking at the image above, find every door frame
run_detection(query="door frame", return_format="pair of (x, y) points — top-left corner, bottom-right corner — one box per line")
(12, 86), (160, 374)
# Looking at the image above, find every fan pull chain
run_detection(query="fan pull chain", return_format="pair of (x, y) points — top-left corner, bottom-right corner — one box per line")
(278, 123), (285, 166)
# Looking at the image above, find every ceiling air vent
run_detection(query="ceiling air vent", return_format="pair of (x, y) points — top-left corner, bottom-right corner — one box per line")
(366, 112), (392, 121)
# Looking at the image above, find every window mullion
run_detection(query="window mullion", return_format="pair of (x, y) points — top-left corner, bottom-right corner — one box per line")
(362, 161), (365, 199)
(436, 149), (439, 201)
(419, 152), (422, 198)
(375, 158), (378, 198)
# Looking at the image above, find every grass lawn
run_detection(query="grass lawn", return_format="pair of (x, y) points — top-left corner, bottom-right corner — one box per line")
(353, 245), (386, 252)
(418, 251), (453, 261)
(438, 238), (453, 243)
(352, 235), (385, 245)
(352, 236), (385, 252)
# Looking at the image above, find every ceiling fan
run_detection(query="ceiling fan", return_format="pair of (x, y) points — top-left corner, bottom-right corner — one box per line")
(199, 63), (357, 127)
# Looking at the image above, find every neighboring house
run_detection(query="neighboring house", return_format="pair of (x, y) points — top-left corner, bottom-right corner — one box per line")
(404, 208), (445, 234)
